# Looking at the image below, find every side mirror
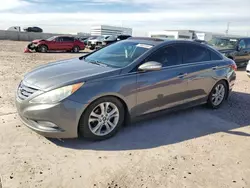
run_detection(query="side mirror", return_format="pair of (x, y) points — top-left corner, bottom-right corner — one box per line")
(138, 61), (162, 72)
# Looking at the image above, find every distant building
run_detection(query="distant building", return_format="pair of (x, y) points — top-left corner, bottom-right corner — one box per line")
(77, 32), (91, 37)
(148, 30), (244, 41)
(91, 25), (132, 36)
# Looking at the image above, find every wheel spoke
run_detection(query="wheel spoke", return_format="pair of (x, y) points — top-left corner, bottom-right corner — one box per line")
(92, 122), (103, 134)
(107, 120), (116, 128)
(105, 102), (110, 114)
(105, 122), (112, 132)
(108, 108), (118, 117)
(90, 111), (101, 119)
(99, 103), (105, 115)
(89, 118), (99, 123)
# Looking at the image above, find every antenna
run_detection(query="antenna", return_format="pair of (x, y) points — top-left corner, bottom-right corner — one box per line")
(225, 22), (230, 35)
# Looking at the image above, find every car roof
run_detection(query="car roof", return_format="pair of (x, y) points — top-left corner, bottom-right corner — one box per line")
(214, 36), (250, 40)
(127, 37), (166, 45)
(127, 37), (209, 46)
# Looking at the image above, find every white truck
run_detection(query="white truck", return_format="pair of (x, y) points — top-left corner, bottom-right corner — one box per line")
(7, 26), (21, 32)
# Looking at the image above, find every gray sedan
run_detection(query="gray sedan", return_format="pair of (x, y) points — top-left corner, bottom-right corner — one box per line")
(16, 37), (237, 140)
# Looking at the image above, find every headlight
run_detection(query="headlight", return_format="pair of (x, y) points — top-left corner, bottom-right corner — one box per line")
(30, 83), (84, 104)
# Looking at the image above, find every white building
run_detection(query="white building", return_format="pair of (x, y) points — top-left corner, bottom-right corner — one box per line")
(91, 25), (132, 36)
(148, 30), (244, 41)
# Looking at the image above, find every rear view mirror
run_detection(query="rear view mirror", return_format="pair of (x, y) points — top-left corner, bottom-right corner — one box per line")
(138, 61), (162, 72)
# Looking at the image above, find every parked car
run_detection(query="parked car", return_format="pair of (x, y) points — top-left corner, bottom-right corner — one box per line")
(16, 37), (236, 140)
(246, 61), (250, 77)
(101, 35), (132, 47)
(87, 35), (111, 50)
(27, 36), (85, 53)
(208, 37), (250, 67)
(23, 27), (43, 33)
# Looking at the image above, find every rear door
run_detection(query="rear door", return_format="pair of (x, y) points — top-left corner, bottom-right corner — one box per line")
(135, 44), (191, 116)
(61, 37), (74, 50)
(182, 43), (223, 103)
(234, 39), (250, 66)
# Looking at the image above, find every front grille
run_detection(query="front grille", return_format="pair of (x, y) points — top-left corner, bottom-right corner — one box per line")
(17, 82), (39, 100)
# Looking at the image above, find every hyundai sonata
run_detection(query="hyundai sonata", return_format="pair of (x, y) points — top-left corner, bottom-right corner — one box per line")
(16, 37), (236, 140)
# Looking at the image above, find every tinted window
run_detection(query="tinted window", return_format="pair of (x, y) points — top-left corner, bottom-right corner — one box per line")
(62, 37), (74, 42)
(244, 39), (250, 49)
(239, 40), (246, 49)
(184, 44), (210, 63)
(145, 45), (183, 67)
(85, 41), (152, 68)
(210, 50), (223, 60)
(55, 37), (62, 42)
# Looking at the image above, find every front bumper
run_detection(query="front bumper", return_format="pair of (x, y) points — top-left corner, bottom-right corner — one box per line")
(16, 97), (87, 138)
(246, 62), (250, 77)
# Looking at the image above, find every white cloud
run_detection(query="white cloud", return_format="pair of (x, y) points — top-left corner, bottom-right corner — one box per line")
(0, 0), (250, 36)
(0, 0), (29, 10)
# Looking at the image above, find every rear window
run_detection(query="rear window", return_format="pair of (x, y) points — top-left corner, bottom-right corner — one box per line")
(183, 44), (210, 64)
(210, 50), (223, 60)
(62, 37), (74, 42)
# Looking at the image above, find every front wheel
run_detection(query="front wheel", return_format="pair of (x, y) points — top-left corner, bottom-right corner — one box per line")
(72, 46), (80, 53)
(38, 45), (48, 53)
(79, 97), (125, 140)
(207, 80), (228, 109)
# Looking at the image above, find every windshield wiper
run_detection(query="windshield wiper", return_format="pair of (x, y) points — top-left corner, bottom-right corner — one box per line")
(88, 60), (107, 67)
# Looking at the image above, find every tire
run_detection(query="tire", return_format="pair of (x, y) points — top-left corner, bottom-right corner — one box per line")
(207, 80), (228, 109)
(39, 45), (47, 53)
(79, 97), (125, 140)
(72, 46), (80, 53)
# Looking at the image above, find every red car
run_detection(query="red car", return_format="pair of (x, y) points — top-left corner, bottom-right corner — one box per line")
(28, 36), (85, 53)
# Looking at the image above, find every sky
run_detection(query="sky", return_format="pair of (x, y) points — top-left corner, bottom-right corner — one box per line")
(0, 0), (250, 36)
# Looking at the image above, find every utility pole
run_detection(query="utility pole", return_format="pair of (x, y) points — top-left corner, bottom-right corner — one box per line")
(225, 22), (230, 35)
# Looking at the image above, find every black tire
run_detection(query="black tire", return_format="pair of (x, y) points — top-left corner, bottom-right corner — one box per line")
(39, 45), (48, 53)
(72, 46), (80, 53)
(207, 80), (228, 109)
(79, 97), (125, 140)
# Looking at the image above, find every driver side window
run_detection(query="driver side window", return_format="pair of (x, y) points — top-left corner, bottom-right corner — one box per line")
(145, 45), (182, 67)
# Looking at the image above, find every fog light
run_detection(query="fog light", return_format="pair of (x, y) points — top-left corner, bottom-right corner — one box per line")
(36, 121), (58, 128)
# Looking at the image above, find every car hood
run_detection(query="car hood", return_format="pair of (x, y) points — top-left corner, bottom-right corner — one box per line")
(23, 58), (120, 91)
(211, 45), (235, 53)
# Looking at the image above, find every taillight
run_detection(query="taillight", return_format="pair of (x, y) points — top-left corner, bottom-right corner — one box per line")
(230, 63), (237, 71)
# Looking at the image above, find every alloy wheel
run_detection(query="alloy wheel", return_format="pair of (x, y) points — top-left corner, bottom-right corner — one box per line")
(211, 83), (226, 106)
(88, 102), (119, 136)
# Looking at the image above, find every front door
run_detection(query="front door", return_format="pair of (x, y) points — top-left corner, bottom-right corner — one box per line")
(135, 44), (189, 116)
(235, 39), (250, 66)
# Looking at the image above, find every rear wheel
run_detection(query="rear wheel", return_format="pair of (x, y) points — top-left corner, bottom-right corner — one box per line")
(72, 46), (80, 53)
(207, 80), (228, 109)
(79, 97), (125, 140)
(39, 45), (47, 53)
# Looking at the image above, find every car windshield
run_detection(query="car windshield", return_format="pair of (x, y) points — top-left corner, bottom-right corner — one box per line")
(96, 36), (104, 40)
(106, 35), (117, 41)
(208, 38), (239, 49)
(84, 41), (153, 68)
(47, 36), (57, 41)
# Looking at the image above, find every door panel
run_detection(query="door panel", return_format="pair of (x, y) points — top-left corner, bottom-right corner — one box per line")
(182, 44), (222, 103)
(135, 66), (189, 116)
(234, 39), (250, 66)
(182, 62), (218, 103)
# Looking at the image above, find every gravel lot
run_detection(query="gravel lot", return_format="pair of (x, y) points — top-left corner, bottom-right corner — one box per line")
(0, 40), (250, 188)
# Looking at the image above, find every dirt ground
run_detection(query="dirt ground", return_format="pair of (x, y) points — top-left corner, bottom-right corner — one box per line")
(0, 40), (250, 188)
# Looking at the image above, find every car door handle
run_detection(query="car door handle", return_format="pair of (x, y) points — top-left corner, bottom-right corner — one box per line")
(212, 66), (218, 70)
(178, 73), (188, 78)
